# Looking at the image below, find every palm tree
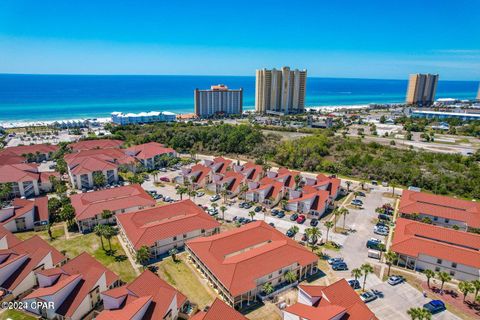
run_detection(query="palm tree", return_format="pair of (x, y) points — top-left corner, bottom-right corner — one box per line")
(0, 182), (13, 204)
(407, 307), (426, 320)
(351, 268), (362, 282)
(211, 202), (218, 210)
(436, 271), (452, 291)
(384, 251), (398, 276)
(248, 211), (256, 221)
(377, 243), (386, 260)
(61, 204), (76, 229)
(324, 221), (334, 243)
(103, 225), (116, 253)
(424, 270), (435, 289)
(333, 209), (342, 232)
(94, 224), (106, 251)
(176, 187), (187, 200)
(101, 209), (113, 222)
(280, 199), (288, 210)
(305, 227), (321, 251)
(284, 271), (297, 284)
(354, 191), (361, 200)
(240, 184), (249, 200)
(136, 246), (150, 269)
(189, 190), (197, 200)
(341, 208), (350, 229)
(294, 175), (302, 189)
(262, 282), (274, 295)
(472, 280), (480, 300)
(345, 181), (352, 192)
(221, 183), (229, 203)
(46, 222), (53, 241)
(291, 225), (299, 234)
(360, 263), (374, 291)
(390, 180), (398, 196)
(220, 206), (227, 221)
(169, 248), (179, 262)
(458, 281), (474, 302)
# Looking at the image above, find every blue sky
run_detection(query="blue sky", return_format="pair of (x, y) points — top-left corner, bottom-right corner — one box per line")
(0, 0), (479, 80)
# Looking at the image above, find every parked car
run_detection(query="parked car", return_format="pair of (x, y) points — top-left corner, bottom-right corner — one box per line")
(159, 168), (167, 172)
(423, 300), (446, 314)
(254, 206), (262, 212)
(351, 199), (363, 206)
(286, 229), (296, 238)
(210, 194), (220, 202)
(387, 275), (404, 286)
(271, 209), (279, 216)
(368, 250), (381, 260)
(160, 176), (170, 182)
(301, 233), (307, 241)
(268, 222), (275, 228)
(360, 291), (378, 303)
(348, 279), (361, 290)
(332, 262), (348, 271)
(196, 191), (205, 197)
(239, 202), (246, 208)
(327, 257), (343, 265)
(296, 215), (306, 224)
(378, 214), (391, 222)
(366, 238), (385, 251)
(310, 218), (318, 227)
(238, 217), (246, 223)
(374, 225), (389, 236)
(371, 180), (378, 186)
(277, 211), (285, 218)
(357, 191), (366, 197)
(290, 213), (299, 221)
(243, 203), (252, 209)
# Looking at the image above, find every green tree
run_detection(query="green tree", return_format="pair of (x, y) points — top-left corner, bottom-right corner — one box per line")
(101, 209), (113, 221)
(458, 281), (474, 302)
(103, 225), (116, 253)
(61, 204), (76, 229)
(0, 183), (12, 204)
(436, 271), (452, 291)
(262, 282), (274, 295)
(136, 246), (150, 269)
(94, 224), (106, 251)
(407, 307), (432, 320)
(384, 251), (398, 276)
(324, 221), (334, 243)
(345, 181), (352, 192)
(284, 270), (297, 284)
(240, 184), (249, 200)
(360, 263), (374, 291)
(390, 179), (398, 196)
(423, 270), (435, 288)
(280, 199), (288, 210)
(341, 208), (350, 229)
(305, 227), (321, 251)
(248, 211), (256, 221)
(472, 280), (480, 300)
(48, 197), (63, 222)
(169, 248), (179, 262)
(176, 186), (187, 200)
(92, 171), (106, 187)
(351, 268), (362, 282)
(220, 206), (227, 221)
(333, 209), (342, 232)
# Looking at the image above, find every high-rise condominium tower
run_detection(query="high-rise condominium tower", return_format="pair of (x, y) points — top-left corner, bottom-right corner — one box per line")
(477, 83), (480, 101)
(406, 73), (439, 106)
(255, 66), (307, 114)
(194, 84), (243, 117)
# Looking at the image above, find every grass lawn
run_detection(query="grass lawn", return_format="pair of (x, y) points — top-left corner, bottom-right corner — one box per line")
(14, 224), (65, 241)
(14, 227), (137, 283)
(156, 256), (215, 309)
(245, 302), (282, 320)
(0, 309), (36, 320)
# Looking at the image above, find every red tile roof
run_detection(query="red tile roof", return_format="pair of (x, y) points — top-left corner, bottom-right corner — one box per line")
(65, 148), (136, 175)
(186, 221), (318, 296)
(125, 142), (175, 160)
(117, 199), (220, 250)
(98, 270), (186, 320)
(241, 162), (263, 181)
(211, 157), (233, 174)
(0, 225), (21, 248)
(1, 197), (49, 226)
(285, 279), (377, 320)
(191, 298), (248, 320)
(0, 236), (66, 291)
(70, 184), (155, 221)
(399, 190), (480, 228)
(25, 252), (119, 318)
(0, 144), (59, 157)
(0, 163), (39, 183)
(69, 139), (124, 152)
(288, 190), (330, 212)
(247, 178), (284, 200)
(0, 153), (26, 165)
(391, 218), (480, 268)
(218, 171), (246, 193)
(189, 164), (212, 185)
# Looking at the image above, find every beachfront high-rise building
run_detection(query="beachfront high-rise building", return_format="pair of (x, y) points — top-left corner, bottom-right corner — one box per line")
(194, 84), (243, 117)
(406, 73), (439, 106)
(476, 83), (480, 101)
(255, 66), (307, 114)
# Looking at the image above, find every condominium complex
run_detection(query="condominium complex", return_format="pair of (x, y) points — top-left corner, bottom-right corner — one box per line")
(111, 111), (176, 125)
(255, 66), (307, 114)
(406, 73), (439, 106)
(194, 84), (243, 117)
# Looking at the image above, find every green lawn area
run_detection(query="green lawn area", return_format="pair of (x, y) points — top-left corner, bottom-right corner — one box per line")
(0, 309), (36, 320)
(156, 256), (215, 309)
(14, 226), (137, 283)
(14, 224), (65, 241)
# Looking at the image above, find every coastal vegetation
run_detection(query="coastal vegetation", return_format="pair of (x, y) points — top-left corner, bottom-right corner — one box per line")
(103, 122), (480, 199)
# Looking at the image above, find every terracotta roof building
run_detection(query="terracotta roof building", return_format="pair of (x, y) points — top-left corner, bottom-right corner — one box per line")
(178, 164), (213, 189)
(245, 177), (285, 208)
(0, 163), (55, 198)
(69, 139), (124, 152)
(186, 221), (318, 308)
(284, 279), (377, 320)
(399, 190), (480, 230)
(22, 252), (120, 320)
(191, 298), (248, 320)
(0, 196), (49, 232)
(0, 225), (21, 249)
(391, 218), (480, 281)
(204, 157), (233, 174)
(125, 142), (176, 170)
(117, 199), (220, 261)
(97, 270), (191, 320)
(0, 144), (58, 163)
(70, 184), (156, 232)
(0, 235), (66, 299)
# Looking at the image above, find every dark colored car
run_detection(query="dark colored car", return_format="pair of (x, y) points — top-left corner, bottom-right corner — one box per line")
(254, 206), (262, 212)
(332, 262), (348, 271)
(378, 214), (391, 221)
(290, 213), (299, 221)
(310, 218), (319, 227)
(366, 239), (385, 251)
(423, 300), (446, 314)
(348, 279), (361, 289)
(286, 229), (296, 237)
(271, 209), (279, 216)
(277, 211), (285, 218)
(296, 215), (306, 224)
(268, 222), (275, 228)
(238, 217), (246, 223)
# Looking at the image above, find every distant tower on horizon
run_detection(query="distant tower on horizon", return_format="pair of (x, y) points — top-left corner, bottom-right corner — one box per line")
(477, 83), (480, 101)
(406, 73), (438, 107)
(255, 66), (307, 114)
(194, 84), (243, 118)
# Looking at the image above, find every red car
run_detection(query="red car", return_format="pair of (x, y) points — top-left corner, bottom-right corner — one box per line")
(160, 176), (170, 182)
(296, 215), (306, 224)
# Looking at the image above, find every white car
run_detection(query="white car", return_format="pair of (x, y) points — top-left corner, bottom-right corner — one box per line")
(387, 275), (404, 286)
(374, 225), (389, 236)
(360, 291), (378, 303)
(210, 194), (220, 202)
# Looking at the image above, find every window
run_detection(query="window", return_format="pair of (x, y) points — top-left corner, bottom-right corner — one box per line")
(173, 236), (177, 241)
(268, 274), (272, 279)
(435, 267), (440, 272)
(278, 270), (282, 275)
(433, 216), (438, 221)
(450, 271), (455, 276)
(451, 262), (457, 268)
(183, 234), (187, 239)
(201, 229), (205, 233)
(436, 259), (442, 264)
(445, 219), (450, 223)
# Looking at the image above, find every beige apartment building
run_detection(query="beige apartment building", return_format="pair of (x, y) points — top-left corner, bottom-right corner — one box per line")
(406, 73), (438, 106)
(255, 66), (307, 114)
(194, 84), (243, 117)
